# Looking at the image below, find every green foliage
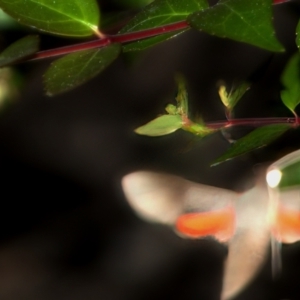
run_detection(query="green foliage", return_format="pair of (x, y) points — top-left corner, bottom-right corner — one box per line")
(119, 0), (208, 52)
(188, 0), (284, 52)
(297, 20), (300, 49)
(0, 36), (39, 68)
(211, 124), (290, 166)
(281, 52), (300, 116)
(134, 56), (299, 163)
(135, 74), (214, 137)
(115, 0), (154, 9)
(0, 9), (20, 30)
(174, 74), (189, 116)
(0, 0), (292, 96)
(135, 114), (182, 136)
(44, 44), (121, 96)
(218, 82), (249, 113)
(0, 0), (100, 36)
(279, 160), (300, 189)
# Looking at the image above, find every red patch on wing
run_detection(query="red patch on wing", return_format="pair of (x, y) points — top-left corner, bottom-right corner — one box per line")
(271, 205), (300, 243)
(175, 206), (236, 242)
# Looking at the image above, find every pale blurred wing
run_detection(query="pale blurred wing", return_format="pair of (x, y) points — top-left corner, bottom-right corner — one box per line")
(122, 171), (238, 229)
(122, 171), (188, 224)
(268, 149), (300, 169)
(221, 182), (270, 300)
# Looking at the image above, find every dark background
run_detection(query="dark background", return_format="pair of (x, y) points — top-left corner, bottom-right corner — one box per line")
(0, 1), (299, 299)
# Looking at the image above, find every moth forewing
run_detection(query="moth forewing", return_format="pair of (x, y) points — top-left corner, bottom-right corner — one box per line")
(122, 171), (239, 236)
(183, 182), (238, 214)
(175, 182), (238, 242)
(121, 171), (188, 225)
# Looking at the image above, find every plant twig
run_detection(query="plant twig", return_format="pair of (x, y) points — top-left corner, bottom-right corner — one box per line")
(18, 0), (292, 61)
(206, 117), (297, 129)
(32, 20), (189, 61)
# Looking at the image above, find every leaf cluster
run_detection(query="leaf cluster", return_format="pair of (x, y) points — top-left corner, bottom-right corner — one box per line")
(135, 52), (300, 165)
(0, 0), (291, 96)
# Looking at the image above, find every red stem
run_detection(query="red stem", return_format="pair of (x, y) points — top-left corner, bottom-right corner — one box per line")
(272, 0), (291, 4)
(32, 20), (189, 61)
(206, 117), (297, 129)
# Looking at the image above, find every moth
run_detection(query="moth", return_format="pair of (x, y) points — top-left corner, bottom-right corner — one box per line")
(121, 149), (300, 300)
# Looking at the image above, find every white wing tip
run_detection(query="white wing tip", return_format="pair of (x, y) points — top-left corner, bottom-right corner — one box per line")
(121, 171), (183, 225)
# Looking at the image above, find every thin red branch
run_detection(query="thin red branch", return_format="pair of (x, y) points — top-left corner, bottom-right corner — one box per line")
(32, 20), (189, 61)
(206, 117), (297, 129)
(273, 0), (291, 4)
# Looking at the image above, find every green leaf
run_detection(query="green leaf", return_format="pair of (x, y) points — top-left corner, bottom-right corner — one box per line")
(119, 0), (208, 52)
(211, 124), (290, 166)
(0, 9), (21, 30)
(135, 114), (182, 136)
(296, 19), (300, 49)
(188, 0), (284, 52)
(114, 0), (154, 9)
(218, 81), (249, 111)
(165, 104), (177, 115)
(278, 159), (300, 189)
(165, 74), (189, 116)
(44, 44), (121, 96)
(175, 73), (189, 116)
(280, 52), (300, 115)
(0, 0), (100, 36)
(0, 35), (39, 68)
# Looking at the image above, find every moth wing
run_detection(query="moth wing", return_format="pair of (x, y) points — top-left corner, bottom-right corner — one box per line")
(221, 181), (270, 300)
(122, 171), (188, 224)
(122, 171), (237, 241)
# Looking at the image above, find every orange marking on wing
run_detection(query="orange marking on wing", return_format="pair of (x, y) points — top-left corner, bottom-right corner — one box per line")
(175, 206), (236, 242)
(271, 205), (300, 243)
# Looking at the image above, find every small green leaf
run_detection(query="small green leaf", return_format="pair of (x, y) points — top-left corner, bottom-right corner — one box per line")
(165, 74), (189, 116)
(188, 0), (284, 52)
(218, 82), (249, 111)
(0, 35), (39, 68)
(135, 114), (182, 136)
(44, 44), (121, 96)
(119, 0), (208, 52)
(0, 0), (100, 36)
(175, 73), (189, 116)
(296, 19), (300, 49)
(165, 104), (177, 115)
(278, 159), (300, 189)
(280, 52), (300, 115)
(211, 124), (290, 166)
